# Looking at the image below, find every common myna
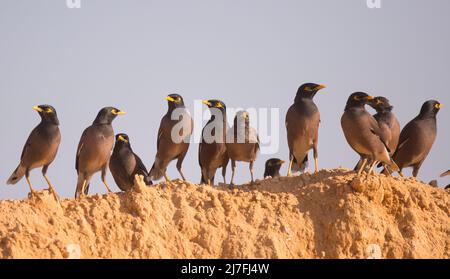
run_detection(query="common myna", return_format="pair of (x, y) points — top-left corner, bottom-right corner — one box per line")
(226, 110), (260, 185)
(74, 107), (125, 198)
(441, 170), (450, 177)
(392, 100), (442, 177)
(264, 158), (285, 178)
(7, 105), (61, 200)
(286, 83), (326, 176)
(149, 94), (193, 182)
(341, 92), (399, 177)
(110, 133), (152, 191)
(199, 99), (229, 185)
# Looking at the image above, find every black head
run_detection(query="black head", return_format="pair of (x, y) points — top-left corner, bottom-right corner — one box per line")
(368, 96), (393, 113)
(202, 99), (226, 111)
(264, 158), (285, 178)
(166, 94), (185, 111)
(345, 92), (374, 110)
(93, 107), (126, 125)
(418, 100), (443, 118)
(114, 133), (131, 148)
(295, 83), (326, 102)
(33, 105), (59, 125)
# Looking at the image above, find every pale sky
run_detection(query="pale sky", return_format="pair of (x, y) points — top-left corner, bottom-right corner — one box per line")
(1, 0), (449, 199)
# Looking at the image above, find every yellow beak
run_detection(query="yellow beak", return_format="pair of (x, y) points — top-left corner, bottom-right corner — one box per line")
(33, 106), (43, 112)
(118, 135), (128, 143)
(366, 95), (375, 101)
(314, 84), (326, 91)
(112, 110), (126, 115)
(166, 96), (176, 102)
(279, 160), (286, 165)
(436, 103), (444, 109)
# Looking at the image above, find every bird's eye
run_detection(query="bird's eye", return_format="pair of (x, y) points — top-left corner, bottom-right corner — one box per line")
(304, 86), (312, 92)
(111, 109), (117, 114)
(353, 96), (360, 101)
(46, 108), (53, 113)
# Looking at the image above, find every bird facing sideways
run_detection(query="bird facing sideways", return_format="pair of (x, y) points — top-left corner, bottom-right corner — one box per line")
(109, 134), (152, 191)
(341, 92), (399, 177)
(392, 100), (442, 177)
(7, 105), (61, 201)
(286, 83), (326, 176)
(226, 110), (260, 185)
(264, 158), (285, 179)
(354, 96), (401, 173)
(199, 99), (229, 185)
(74, 107), (125, 199)
(149, 94), (193, 182)
(441, 170), (450, 177)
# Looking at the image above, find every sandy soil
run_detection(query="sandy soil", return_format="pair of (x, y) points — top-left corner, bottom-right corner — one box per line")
(0, 168), (448, 259)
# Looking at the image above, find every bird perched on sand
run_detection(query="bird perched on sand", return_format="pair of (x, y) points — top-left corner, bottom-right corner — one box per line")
(7, 105), (61, 201)
(199, 99), (229, 185)
(75, 107), (125, 198)
(354, 96), (401, 173)
(264, 158), (285, 178)
(441, 170), (450, 177)
(286, 83), (326, 176)
(341, 92), (399, 177)
(226, 110), (260, 185)
(109, 134), (152, 191)
(392, 100), (442, 177)
(149, 94), (193, 182)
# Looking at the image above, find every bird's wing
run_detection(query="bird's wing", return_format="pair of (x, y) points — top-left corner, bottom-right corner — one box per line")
(134, 153), (149, 176)
(75, 129), (88, 171)
(368, 115), (392, 153)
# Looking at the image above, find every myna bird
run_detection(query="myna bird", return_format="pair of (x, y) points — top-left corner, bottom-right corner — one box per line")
(341, 92), (399, 177)
(149, 94), (193, 182)
(109, 134), (152, 191)
(392, 100), (442, 177)
(226, 110), (260, 185)
(264, 158), (285, 178)
(441, 170), (450, 177)
(354, 96), (401, 173)
(74, 107), (125, 198)
(7, 105), (61, 200)
(199, 99), (229, 185)
(286, 83), (326, 176)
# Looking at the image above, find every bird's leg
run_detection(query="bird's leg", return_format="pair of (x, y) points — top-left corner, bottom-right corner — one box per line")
(230, 160), (236, 186)
(207, 179), (211, 186)
(177, 168), (186, 181)
(287, 155), (294, 177)
(164, 172), (171, 183)
(42, 166), (60, 202)
(25, 170), (38, 198)
(313, 146), (319, 174)
(176, 153), (187, 181)
(101, 168), (113, 193)
(357, 158), (368, 177)
(79, 180), (87, 198)
(399, 171), (405, 177)
(249, 161), (255, 184)
(367, 160), (378, 176)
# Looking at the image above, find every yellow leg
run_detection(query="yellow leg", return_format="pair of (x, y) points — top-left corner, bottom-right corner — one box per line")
(367, 160), (378, 176)
(102, 180), (112, 193)
(25, 175), (37, 197)
(399, 171), (404, 177)
(164, 172), (171, 183)
(357, 158), (368, 177)
(287, 158), (294, 177)
(207, 179), (211, 186)
(314, 157), (319, 174)
(43, 174), (60, 202)
(80, 180), (87, 198)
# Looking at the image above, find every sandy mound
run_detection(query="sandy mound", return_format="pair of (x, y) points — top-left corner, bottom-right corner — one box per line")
(0, 169), (448, 259)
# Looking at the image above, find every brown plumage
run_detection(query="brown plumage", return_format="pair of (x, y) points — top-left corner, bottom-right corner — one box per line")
(109, 134), (153, 192)
(226, 111), (260, 185)
(199, 100), (229, 185)
(7, 105), (61, 201)
(286, 83), (326, 176)
(392, 100), (442, 177)
(341, 92), (399, 177)
(75, 107), (125, 198)
(149, 94), (193, 182)
(441, 170), (450, 177)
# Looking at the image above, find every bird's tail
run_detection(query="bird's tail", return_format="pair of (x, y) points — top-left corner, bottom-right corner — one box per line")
(291, 155), (308, 173)
(6, 164), (26, 185)
(200, 174), (207, 184)
(149, 161), (164, 181)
